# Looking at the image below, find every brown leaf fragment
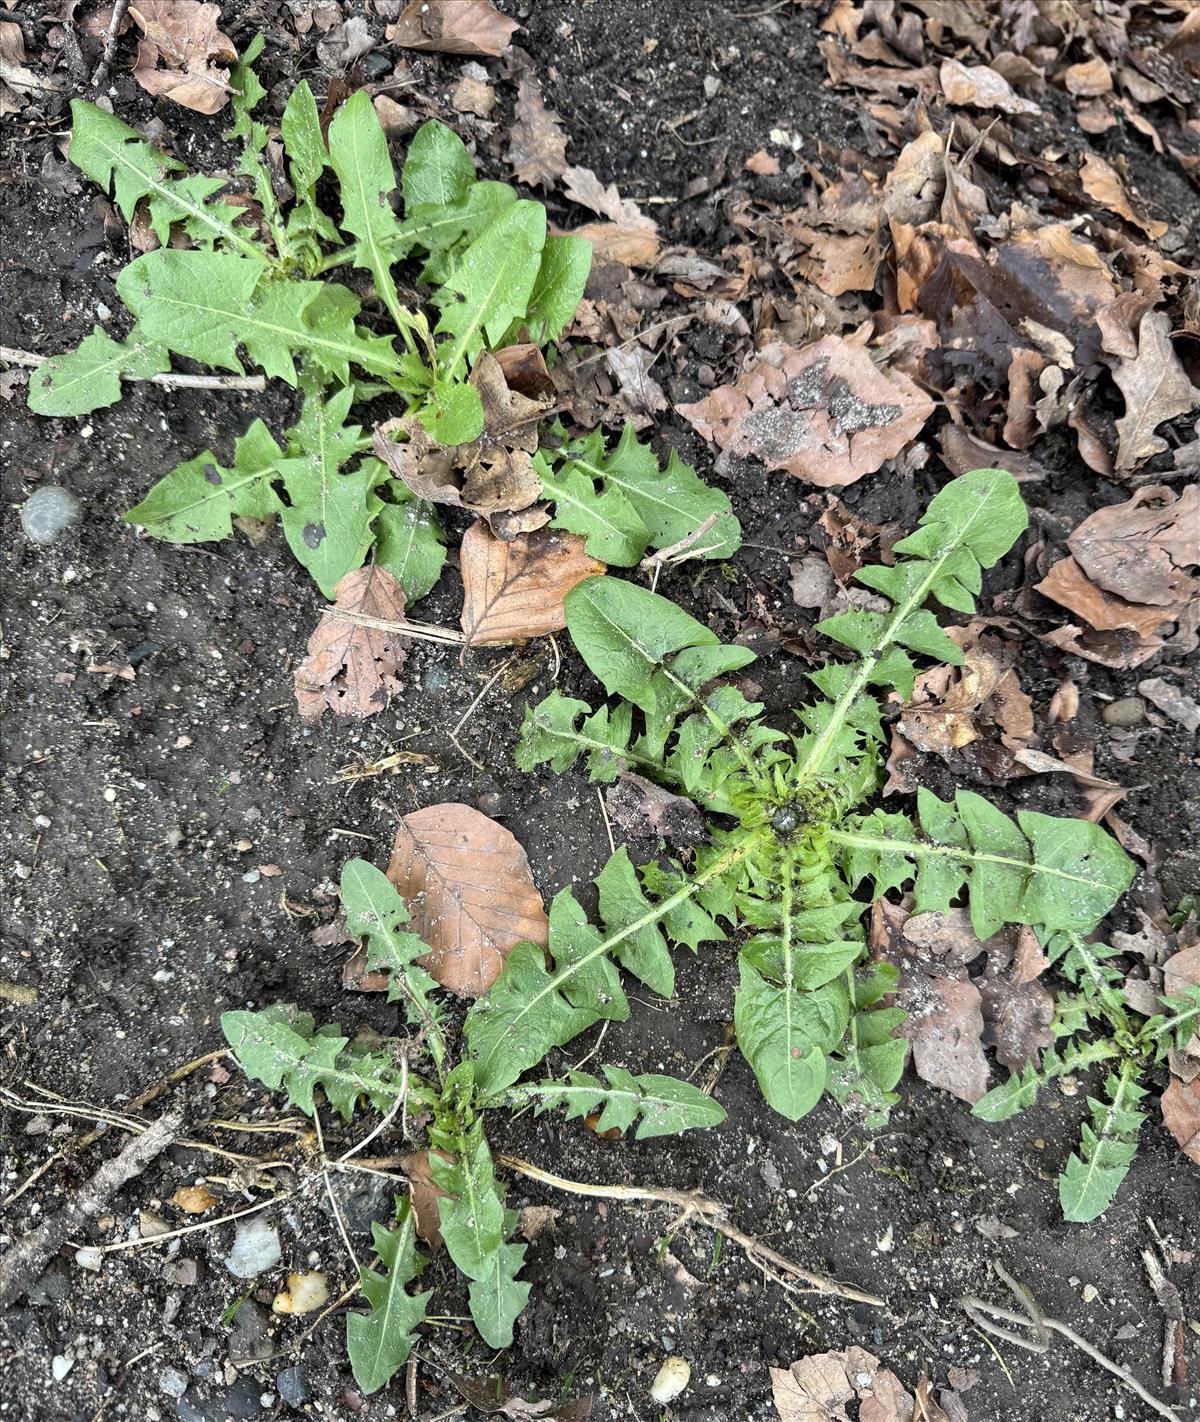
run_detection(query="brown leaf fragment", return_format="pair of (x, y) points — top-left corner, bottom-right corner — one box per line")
(387, 802), (548, 997)
(294, 567), (409, 724)
(745, 148), (780, 175)
(387, 0), (517, 58)
(399, 1150), (449, 1248)
(562, 165), (658, 235)
(796, 231), (881, 297)
(567, 222), (661, 269)
(1112, 312), (1200, 469)
(898, 624), (1033, 760)
(507, 75), (567, 188)
(1161, 1077), (1200, 1165)
(373, 353), (549, 522)
(1062, 56), (1113, 96)
(129, 0), (236, 115)
(940, 58), (1041, 114)
(605, 772), (708, 853)
(771, 1348), (914, 1422)
(1079, 153), (1167, 240)
(451, 70), (495, 118)
(678, 337), (933, 488)
(1037, 556), (1170, 638)
(459, 521), (604, 646)
(1065, 484), (1199, 615)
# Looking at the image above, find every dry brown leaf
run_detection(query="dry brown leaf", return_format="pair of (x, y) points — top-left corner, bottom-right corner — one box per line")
(1037, 556), (1171, 638)
(678, 337), (933, 488)
(898, 623), (1033, 760)
(1079, 153), (1167, 240)
(1162, 1078), (1200, 1165)
(451, 70), (495, 118)
(567, 221), (661, 269)
(745, 148), (781, 175)
(506, 74), (567, 188)
(795, 230), (881, 297)
(294, 566), (409, 724)
(129, 0), (236, 115)
(400, 1150), (449, 1247)
(1112, 311), (1200, 469)
(459, 521), (604, 646)
(386, 0), (517, 57)
(605, 772), (707, 852)
(940, 58), (1041, 114)
(374, 353), (549, 523)
(387, 802), (548, 997)
(771, 1348), (913, 1422)
(1062, 56), (1113, 96)
(1065, 484), (1198, 611)
(562, 165), (658, 234)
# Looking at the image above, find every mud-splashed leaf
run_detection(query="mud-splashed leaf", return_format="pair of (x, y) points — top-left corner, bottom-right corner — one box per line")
(460, 521), (605, 646)
(1112, 311), (1200, 470)
(1079, 153), (1167, 240)
(678, 337), (933, 488)
(506, 75), (567, 188)
(387, 803), (548, 997)
(129, 0), (237, 115)
(387, 0), (518, 57)
(294, 566), (409, 724)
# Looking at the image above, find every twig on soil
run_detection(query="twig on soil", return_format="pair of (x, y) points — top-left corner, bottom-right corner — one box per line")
(91, 0), (131, 86)
(0, 1108), (182, 1309)
(313, 1109), (361, 1275)
(321, 607), (465, 645)
(960, 1262), (1181, 1421)
(496, 1153), (884, 1307)
(642, 512), (722, 591)
(447, 650), (520, 770)
(71, 1194), (286, 1255)
(0, 345), (266, 394)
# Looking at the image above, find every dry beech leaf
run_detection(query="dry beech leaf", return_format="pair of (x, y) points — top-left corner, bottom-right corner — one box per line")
(940, 58), (1041, 115)
(460, 521), (605, 646)
(1062, 56), (1113, 96)
(387, 0), (517, 58)
(294, 566), (408, 724)
(1079, 153), (1167, 240)
(387, 802), (548, 997)
(506, 74), (567, 188)
(129, 0), (236, 115)
(678, 337), (933, 488)
(1112, 311), (1200, 469)
(374, 352), (549, 522)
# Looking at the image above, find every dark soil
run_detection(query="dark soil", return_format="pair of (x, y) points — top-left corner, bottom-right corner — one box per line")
(2, 3), (1198, 1421)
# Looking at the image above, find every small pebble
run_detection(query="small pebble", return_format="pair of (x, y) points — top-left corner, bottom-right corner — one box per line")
(1102, 696), (1145, 728)
(276, 1367), (312, 1409)
(159, 1367), (188, 1399)
(1082, 1283), (1099, 1303)
(51, 1356), (74, 1382)
(649, 1357), (691, 1405)
(21, 486), (81, 545)
(74, 1247), (102, 1272)
(272, 1270), (328, 1315)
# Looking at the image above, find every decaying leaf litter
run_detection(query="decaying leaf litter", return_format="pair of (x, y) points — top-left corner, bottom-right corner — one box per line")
(0, 2), (1194, 1422)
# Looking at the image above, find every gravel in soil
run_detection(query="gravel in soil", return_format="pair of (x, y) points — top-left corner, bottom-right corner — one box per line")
(2, 3), (1198, 1420)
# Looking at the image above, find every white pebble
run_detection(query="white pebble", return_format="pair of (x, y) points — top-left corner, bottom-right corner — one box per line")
(649, 1357), (690, 1405)
(51, 1356), (74, 1381)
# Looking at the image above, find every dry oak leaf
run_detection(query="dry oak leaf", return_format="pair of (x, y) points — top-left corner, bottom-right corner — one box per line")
(561, 164), (660, 268)
(459, 520), (605, 646)
(567, 222), (661, 270)
(1079, 153), (1167, 240)
(1112, 311), (1200, 470)
(771, 1348), (913, 1422)
(387, 802), (548, 997)
(373, 352), (548, 522)
(129, 0), (236, 115)
(898, 623), (1033, 760)
(386, 0), (517, 58)
(506, 74), (567, 188)
(294, 565), (409, 724)
(678, 337), (933, 488)
(940, 58), (1041, 115)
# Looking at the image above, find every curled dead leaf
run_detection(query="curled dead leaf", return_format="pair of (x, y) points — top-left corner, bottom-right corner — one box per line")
(294, 566), (409, 724)
(374, 353), (549, 524)
(387, 802), (548, 997)
(507, 75), (568, 188)
(459, 521), (605, 646)
(129, 0), (236, 115)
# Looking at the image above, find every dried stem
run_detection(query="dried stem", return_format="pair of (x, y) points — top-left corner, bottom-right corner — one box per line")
(1, 345), (266, 394)
(497, 1153), (883, 1307)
